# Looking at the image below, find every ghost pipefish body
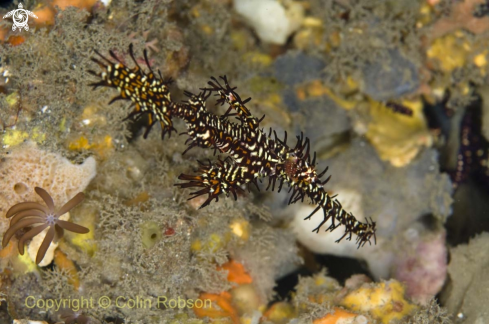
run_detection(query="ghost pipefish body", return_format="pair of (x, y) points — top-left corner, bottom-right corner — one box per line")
(88, 44), (376, 248)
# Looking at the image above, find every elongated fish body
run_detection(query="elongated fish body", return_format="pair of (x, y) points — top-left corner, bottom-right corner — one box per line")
(89, 45), (376, 247)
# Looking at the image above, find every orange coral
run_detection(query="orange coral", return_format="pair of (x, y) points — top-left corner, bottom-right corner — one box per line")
(218, 260), (253, 285)
(54, 250), (80, 291)
(51, 0), (98, 11)
(7, 35), (25, 47)
(0, 241), (14, 259)
(193, 292), (240, 323)
(193, 260), (255, 323)
(313, 308), (358, 324)
(0, 27), (8, 42)
(33, 6), (56, 26)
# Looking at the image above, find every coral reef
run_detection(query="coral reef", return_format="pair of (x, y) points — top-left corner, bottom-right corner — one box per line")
(2, 0), (489, 322)
(290, 271), (450, 324)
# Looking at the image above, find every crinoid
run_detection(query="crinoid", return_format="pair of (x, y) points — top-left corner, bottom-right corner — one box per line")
(89, 45), (377, 248)
(2, 187), (89, 264)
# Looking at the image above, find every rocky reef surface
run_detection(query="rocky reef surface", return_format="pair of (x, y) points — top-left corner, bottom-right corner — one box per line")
(1, 0), (489, 323)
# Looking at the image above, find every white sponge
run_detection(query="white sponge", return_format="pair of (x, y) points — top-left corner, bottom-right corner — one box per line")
(234, 0), (304, 45)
